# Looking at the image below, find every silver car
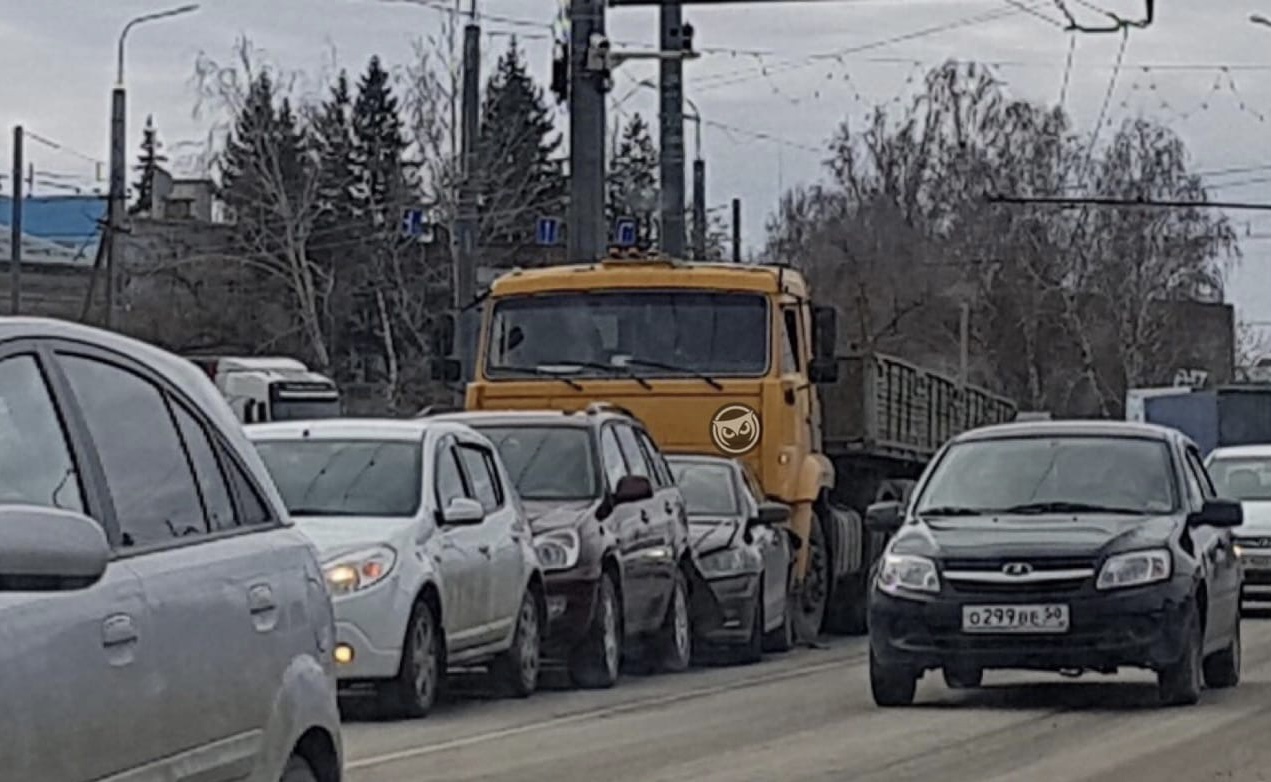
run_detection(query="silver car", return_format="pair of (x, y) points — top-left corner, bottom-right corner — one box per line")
(246, 418), (546, 718)
(1207, 444), (1271, 609)
(0, 318), (342, 782)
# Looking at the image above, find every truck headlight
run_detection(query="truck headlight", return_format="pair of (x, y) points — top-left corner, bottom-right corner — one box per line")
(698, 547), (759, 577)
(323, 545), (396, 596)
(876, 553), (940, 596)
(1096, 549), (1172, 591)
(535, 528), (581, 572)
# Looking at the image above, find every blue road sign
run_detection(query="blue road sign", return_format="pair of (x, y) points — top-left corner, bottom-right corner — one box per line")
(401, 207), (435, 242)
(536, 216), (562, 246)
(613, 217), (638, 248)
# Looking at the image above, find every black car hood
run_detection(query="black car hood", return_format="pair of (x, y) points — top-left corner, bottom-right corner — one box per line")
(893, 513), (1181, 559)
(522, 499), (594, 534)
(689, 518), (742, 556)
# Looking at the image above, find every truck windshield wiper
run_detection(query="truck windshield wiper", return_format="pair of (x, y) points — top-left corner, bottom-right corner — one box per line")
(997, 501), (1146, 515)
(916, 506), (984, 517)
(542, 360), (653, 389)
(618, 358), (723, 390)
(487, 364), (584, 390)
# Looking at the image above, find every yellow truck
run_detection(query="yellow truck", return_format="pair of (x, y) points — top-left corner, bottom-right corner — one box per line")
(432, 253), (1016, 638)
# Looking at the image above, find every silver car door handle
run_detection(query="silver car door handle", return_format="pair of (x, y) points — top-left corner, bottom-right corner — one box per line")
(248, 584), (277, 615)
(102, 614), (137, 647)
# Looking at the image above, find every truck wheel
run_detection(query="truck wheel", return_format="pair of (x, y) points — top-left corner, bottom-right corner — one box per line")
(824, 509), (869, 636)
(794, 513), (829, 642)
(870, 647), (917, 707)
(569, 573), (622, 689)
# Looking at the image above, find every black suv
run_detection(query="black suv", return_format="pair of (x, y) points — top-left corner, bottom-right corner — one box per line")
(428, 406), (718, 686)
(866, 420), (1243, 707)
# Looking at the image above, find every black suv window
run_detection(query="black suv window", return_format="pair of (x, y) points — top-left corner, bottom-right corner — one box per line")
(0, 354), (84, 513)
(171, 402), (236, 532)
(458, 443), (502, 513)
(59, 354), (207, 547)
(599, 425), (628, 491)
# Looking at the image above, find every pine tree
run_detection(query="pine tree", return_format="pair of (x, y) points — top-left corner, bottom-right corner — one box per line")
(475, 38), (566, 252)
(352, 56), (414, 223)
(607, 113), (658, 247)
(130, 115), (168, 216)
(220, 72), (308, 226)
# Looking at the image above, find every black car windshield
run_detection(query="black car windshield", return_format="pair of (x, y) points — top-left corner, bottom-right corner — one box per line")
(1207, 456), (1271, 501)
(484, 291), (769, 378)
(669, 460), (740, 518)
(475, 425), (599, 501)
(915, 436), (1178, 516)
(254, 439), (422, 517)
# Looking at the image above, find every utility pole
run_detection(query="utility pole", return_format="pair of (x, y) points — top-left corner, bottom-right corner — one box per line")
(658, 8), (687, 258)
(731, 197), (741, 263)
(455, 11), (480, 308)
(105, 84), (125, 329)
(958, 301), (970, 389)
(567, 0), (607, 263)
(10, 126), (22, 315)
(691, 160), (705, 259)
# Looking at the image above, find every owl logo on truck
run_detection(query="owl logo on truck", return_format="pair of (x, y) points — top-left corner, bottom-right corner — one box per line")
(710, 404), (761, 455)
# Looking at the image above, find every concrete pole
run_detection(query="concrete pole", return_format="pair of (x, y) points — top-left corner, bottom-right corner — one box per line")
(568, 0), (606, 263)
(731, 197), (741, 263)
(10, 126), (22, 315)
(455, 21), (480, 308)
(691, 159), (705, 260)
(658, 3), (686, 257)
(106, 86), (126, 329)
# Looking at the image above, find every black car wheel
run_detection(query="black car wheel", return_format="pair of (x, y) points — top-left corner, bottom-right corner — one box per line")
(280, 755), (318, 782)
(1158, 603), (1203, 706)
(381, 599), (443, 718)
(870, 647), (917, 707)
(1203, 613), (1241, 689)
(569, 573), (623, 689)
(763, 588), (795, 653)
(493, 589), (542, 698)
(656, 569), (693, 673)
(733, 587), (764, 665)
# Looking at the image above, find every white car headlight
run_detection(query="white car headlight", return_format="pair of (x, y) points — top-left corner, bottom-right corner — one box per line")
(698, 547), (760, 577)
(876, 553), (940, 596)
(323, 545), (397, 596)
(535, 528), (581, 572)
(1096, 549), (1172, 591)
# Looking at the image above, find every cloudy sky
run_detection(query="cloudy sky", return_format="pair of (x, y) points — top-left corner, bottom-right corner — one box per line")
(4, 0), (1271, 327)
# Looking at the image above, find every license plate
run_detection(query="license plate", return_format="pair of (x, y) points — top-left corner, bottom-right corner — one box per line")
(962, 604), (1069, 634)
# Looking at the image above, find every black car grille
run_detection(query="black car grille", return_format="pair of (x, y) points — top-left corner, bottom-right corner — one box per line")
(941, 556), (1096, 571)
(940, 556), (1097, 595)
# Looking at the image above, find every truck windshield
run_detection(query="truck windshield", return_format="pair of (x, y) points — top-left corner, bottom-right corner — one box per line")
(253, 439), (422, 517)
(1207, 457), (1271, 501)
(915, 436), (1178, 516)
(484, 291), (769, 378)
(271, 398), (342, 421)
(473, 425), (598, 501)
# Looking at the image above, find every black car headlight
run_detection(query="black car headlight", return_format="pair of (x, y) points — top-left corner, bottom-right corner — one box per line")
(698, 547), (761, 577)
(875, 553), (940, 597)
(1096, 549), (1171, 590)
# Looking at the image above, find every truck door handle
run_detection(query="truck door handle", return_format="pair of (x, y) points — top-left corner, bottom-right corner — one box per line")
(478, 544), (491, 557)
(640, 510), (650, 523)
(248, 584), (277, 615)
(664, 502), (673, 514)
(102, 614), (137, 647)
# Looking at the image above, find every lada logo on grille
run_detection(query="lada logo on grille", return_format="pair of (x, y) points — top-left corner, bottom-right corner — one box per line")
(1002, 562), (1033, 576)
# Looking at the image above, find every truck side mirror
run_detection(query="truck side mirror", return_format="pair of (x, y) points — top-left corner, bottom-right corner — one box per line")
(808, 356), (838, 384)
(812, 305), (836, 359)
(431, 313), (456, 357)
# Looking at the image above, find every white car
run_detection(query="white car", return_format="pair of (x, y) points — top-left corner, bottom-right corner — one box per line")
(246, 418), (546, 718)
(1207, 444), (1271, 610)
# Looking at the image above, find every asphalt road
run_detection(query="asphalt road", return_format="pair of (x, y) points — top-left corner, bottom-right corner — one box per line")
(343, 618), (1271, 782)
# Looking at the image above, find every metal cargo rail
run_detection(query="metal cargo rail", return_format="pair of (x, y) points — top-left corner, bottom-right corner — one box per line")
(821, 353), (1018, 460)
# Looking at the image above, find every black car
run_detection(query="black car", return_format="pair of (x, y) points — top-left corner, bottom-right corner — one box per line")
(429, 407), (720, 687)
(666, 454), (796, 663)
(866, 420), (1243, 708)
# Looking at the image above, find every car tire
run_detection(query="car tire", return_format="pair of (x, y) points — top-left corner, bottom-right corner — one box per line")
(494, 589), (542, 698)
(942, 666), (983, 689)
(569, 573), (623, 689)
(763, 589), (795, 653)
(733, 588), (764, 665)
(656, 569), (693, 673)
(870, 647), (917, 707)
(1203, 614), (1241, 689)
(381, 599), (443, 719)
(1158, 603), (1203, 706)
(280, 755), (318, 782)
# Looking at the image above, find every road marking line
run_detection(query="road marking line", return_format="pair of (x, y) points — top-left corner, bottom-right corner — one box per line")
(347, 650), (867, 770)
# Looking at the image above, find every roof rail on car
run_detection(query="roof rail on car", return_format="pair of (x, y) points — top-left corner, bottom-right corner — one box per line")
(415, 404), (461, 418)
(585, 401), (641, 421)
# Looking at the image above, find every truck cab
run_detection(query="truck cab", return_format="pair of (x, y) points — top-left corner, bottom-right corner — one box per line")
(187, 356), (342, 424)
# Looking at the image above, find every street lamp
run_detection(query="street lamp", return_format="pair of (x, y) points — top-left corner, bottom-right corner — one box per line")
(625, 79), (708, 258)
(105, 3), (199, 328)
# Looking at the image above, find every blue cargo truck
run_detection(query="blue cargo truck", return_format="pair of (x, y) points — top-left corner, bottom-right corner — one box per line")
(1130, 385), (1271, 456)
